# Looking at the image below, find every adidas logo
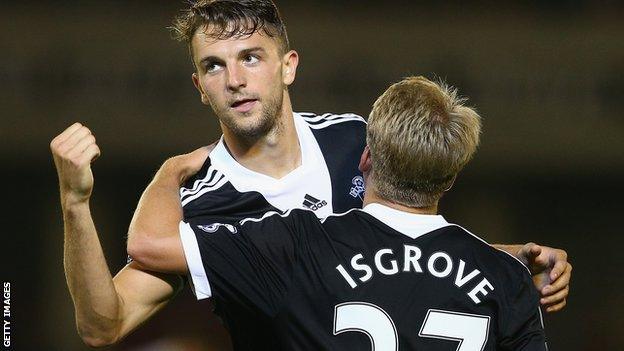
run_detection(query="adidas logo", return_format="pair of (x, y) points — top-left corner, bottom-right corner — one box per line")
(302, 194), (327, 211)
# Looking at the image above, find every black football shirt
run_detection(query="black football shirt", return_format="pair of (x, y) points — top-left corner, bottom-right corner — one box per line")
(180, 204), (547, 351)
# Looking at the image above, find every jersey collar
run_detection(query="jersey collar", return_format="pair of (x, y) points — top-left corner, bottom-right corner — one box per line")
(211, 112), (316, 185)
(362, 203), (449, 239)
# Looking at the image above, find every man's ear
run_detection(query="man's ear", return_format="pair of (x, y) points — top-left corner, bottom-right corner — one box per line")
(192, 73), (210, 105)
(358, 145), (372, 174)
(282, 50), (299, 86)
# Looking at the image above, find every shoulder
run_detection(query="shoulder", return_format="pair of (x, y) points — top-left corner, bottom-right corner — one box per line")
(297, 112), (367, 154)
(232, 209), (323, 246)
(298, 112), (367, 130)
(317, 209), (366, 239)
(320, 208), (362, 224)
(443, 225), (532, 278)
(439, 225), (537, 308)
(179, 156), (229, 207)
(238, 208), (319, 228)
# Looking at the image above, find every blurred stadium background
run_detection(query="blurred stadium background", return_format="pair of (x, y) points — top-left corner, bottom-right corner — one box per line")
(1, 0), (623, 349)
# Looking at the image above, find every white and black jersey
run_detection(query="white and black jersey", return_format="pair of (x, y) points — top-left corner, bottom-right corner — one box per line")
(180, 112), (367, 225)
(180, 204), (547, 350)
(178, 112), (367, 348)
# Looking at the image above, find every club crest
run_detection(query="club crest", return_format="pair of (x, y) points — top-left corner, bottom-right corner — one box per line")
(349, 176), (365, 199)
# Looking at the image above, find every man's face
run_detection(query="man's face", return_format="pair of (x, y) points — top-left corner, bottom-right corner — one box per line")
(191, 28), (296, 138)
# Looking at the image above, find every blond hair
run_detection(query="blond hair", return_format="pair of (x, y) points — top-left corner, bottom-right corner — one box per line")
(367, 76), (482, 207)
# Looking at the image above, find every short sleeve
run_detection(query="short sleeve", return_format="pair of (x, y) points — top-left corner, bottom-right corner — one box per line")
(498, 266), (548, 350)
(179, 209), (319, 314)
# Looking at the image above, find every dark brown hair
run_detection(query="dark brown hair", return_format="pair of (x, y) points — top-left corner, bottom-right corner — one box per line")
(172, 0), (290, 60)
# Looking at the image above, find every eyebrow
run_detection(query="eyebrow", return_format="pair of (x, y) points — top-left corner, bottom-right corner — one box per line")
(197, 47), (267, 69)
(238, 47), (266, 57)
(198, 56), (223, 68)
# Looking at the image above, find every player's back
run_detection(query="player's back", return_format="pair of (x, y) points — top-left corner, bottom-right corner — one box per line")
(273, 204), (547, 350)
(181, 204), (547, 350)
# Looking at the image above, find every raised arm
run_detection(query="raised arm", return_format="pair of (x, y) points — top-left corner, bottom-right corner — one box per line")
(51, 123), (182, 347)
(127, 145), (213, 274)
(493, 243), (572, 313)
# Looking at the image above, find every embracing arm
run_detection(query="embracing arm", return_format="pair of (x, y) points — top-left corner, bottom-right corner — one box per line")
(127, 146), (212, 274)
(493, 243), (572, 313)
(52, 123), (181, 347)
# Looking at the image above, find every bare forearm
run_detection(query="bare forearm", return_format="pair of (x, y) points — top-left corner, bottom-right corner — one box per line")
(51, 124), (186, 346)
(64, 201), (181, 345)
(492, 244), (522, 257)
(63, 200), (122, 347)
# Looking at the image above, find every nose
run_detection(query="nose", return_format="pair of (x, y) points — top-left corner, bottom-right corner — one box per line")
(226, 64), (246, 92)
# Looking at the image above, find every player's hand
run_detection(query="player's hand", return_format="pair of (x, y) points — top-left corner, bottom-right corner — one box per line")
(161, 143), (216, 185)
(50, 123), (101, 206)
(517, 243), (571, 313)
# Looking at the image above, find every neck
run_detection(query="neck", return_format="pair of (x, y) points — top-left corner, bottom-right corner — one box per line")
(362, 185), (438, 215)
(221, 94), (301, 179)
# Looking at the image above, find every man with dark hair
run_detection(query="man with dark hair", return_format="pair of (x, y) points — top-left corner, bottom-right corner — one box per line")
(50, 0), (570, 348)
(120, 76), (549, 350)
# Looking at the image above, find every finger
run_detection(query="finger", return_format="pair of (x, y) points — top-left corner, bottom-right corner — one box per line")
(543, 263), (572, 295)
(518, 243), (540, 266)
(529, 243), (542, 255)
(67, 134), (96, 159)
(58, 126), (92, 152)
(540, 285), (569, 305)
(79, 143), (101, 164)
(51, 122), (83, 146)
(180, 146), (211, 174)
(549, 259), (569, 281)
(204, 141), (219, 154)
(545, 299), (567, 313)
(190, 146), (210, 160)
(521, 243), (541, 258)
(55, 123), (88, 150)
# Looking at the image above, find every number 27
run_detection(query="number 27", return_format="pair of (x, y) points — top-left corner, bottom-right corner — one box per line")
(333, 302), (490, 351)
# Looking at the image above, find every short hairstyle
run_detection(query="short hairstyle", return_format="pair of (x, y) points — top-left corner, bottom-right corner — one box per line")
(367, 76), (482, 208)
(171, 0), (290, 62)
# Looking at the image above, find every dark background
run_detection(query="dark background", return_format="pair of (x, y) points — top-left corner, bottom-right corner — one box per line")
(2, 1), (623, 350)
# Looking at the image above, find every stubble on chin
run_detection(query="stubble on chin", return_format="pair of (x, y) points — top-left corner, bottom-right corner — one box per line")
(216, 93), (283, 139)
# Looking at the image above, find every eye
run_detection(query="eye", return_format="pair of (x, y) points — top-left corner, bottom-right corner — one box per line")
(243, 54), (259, 65)
(204, 62), (223, 73)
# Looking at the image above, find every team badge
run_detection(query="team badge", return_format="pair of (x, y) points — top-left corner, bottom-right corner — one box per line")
(349, 176), (365, 199)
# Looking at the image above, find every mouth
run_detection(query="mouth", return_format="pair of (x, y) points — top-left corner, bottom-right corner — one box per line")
(230, 98), (258, 113)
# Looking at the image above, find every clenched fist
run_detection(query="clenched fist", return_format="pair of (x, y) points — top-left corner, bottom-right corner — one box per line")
(50, 123), (101, 207)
